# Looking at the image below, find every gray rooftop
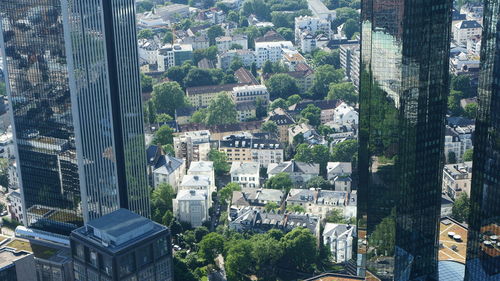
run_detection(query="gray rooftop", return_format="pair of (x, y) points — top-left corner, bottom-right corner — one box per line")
(230, 161), (260, 175)
(267, 160), (319, 175)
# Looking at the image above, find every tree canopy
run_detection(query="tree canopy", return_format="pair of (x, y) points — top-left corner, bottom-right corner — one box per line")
(327, 82), (357, 105)
(205, 93), (238, 125)
(452, 193), (470, 223)
(265, 73), (300, 100)
(311, 65), (344, 99)
(218, 182), (241, 203)
(300, 104), (321, 126)
(265, 172), (293, 191)
(151, 183), (176, 223)
(152, 125), (174, 146)
(151, 82), (187, 116)
(208, 149), (230, 176)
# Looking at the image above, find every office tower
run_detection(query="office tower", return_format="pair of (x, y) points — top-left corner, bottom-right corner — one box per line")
(70, 209), (174, 281)
(356, 0), (452, 280)
(465, 0), (500, 280)
(0, 0), (149, 235)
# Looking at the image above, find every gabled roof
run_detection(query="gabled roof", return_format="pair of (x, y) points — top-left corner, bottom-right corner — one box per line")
(254, 30), (285, 43)
(457, 20), (481, 29)
(188, 161), (213, 173)
(234, 67), (259, 85)
(230, 161), (260, 175)
(198, 58), (215, 69)
(323, 223), (355, 239)
(268, 160), (319, 175)
(181, 174), (211, 187)
(289, 99), (342, 112)
(153, 155), (184, 175)
(176, 189), (208, 201)
(266, 108), (295, 126)
(186, 83), (243, 96)
(146, 145), (161, 165)
(327, 162), (352, 175)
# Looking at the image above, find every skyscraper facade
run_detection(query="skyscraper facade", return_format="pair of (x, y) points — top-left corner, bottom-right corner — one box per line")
(465, 1), (500, 280)
(0, 0), (149, 235)
(356, 0), (452, 280)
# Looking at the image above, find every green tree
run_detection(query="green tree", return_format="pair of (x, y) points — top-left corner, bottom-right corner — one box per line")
(318, 124), (334, 137)
(146, 100), (156, 124)
(251, 234), (283, 278)
(138, 29), (154, 39)
(205, 93), (238, 125)
(218, 182), (241, 203)
(448, 90), (464, 116)
(230, 56), (244, 72)
(269, 98), (287, 110)
(166, 63), (193, 86)
(140, 73), (153, 93)
(300, 104), (321, 126)
(286, 94), (302, 106)
(162, 31), (174, 44)
(464, 103), (478, 119)
(194, 226), (210, 242)
(331, 7), (359, 29)
(155, 113), (173, 123)
(184, 68), (216, 88)
(266, 172), (293, 191)
(313, 49), (340, 68)
(324, 209), (345, 223)
(265, 73), (299, 100)
(190, 108), (208, 123)
(327, 82), (357, 104)
(230, 43), (243, 50)
(225, 240), (253, 281)
(264, 202), (280, 212)
(331, 139), (358, 162)
(151, 82), (187, 116)
(227, 10), (240, 23)
(262, 60), (274, 74)
(207, 25), (225, 45)
(463, 148), (474, 161)
(277, 27), (294, 41)
(286, 204), (306, 212)
(173, 256), (198, 281)
(451, 75), (473, 98)
(311, 65), (344, 99)
(280, 228), (317, 271)
(136, 0), (154, 13)
(295, 144), (330, 176)
(0, 82), (6, 96)
(255, 97), (268, 119)
(198, 232), (225, 262)
(208, 149), (230, 176)
(452, 193), (470, 223)
(0, 159), (8, 189)
(261, 121), (278, 134)
(370, 211), (396, 256)
(306, 176), (330, 190)
(152, 125), (174, 146)
(151, 183), (176, 223)
(343, 18), (360, 39)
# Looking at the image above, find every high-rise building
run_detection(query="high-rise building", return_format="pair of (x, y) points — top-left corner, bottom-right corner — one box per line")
(356, 0), (452, 280)
(0, 0), (149, 235)
(465, 1), (500, 280)
(70, 209), (174, 281)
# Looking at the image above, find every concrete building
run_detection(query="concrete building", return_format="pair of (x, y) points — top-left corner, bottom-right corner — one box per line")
(453, 20), (482, 47)
(152, 155), (186, 191)
(187, 161), (216, 201)
(450, 52), (480, 78)
(444, 124), (474, 162)
(333, 102), (359, 125)
(230, 162), (260, 188)
(460, 2), (484, 24)
(173, 190), (209, 227)
(307, 0), (336, 21)
(264, 108), (296, 143)
(181, 35), (210, 50)
(186, 84), (240, 108)
(217, 50), (256, 69)
(155, 4), (190, 21)
(286, 63), (316, 94)
(173, 130), (211, 168)
(70, 209), (174, 281)
(215, 35), (248, 52)
(219, 135), (284, 167)
(282, 51), (307, 70)
(442, 162), (473, 200)
(299, 32), (330, 53)
(8, 191), (22, 222)
(138, 39), (160, 65)
(232, 84), (270, 104)
(288, 123), (326, 145)
(288, 100), (342, 124)
(286, 188), (357, 218)
(236, 101), (257, 122)
(255, 41), (295, 67)
(157, 44), (194, 71)
(323, 223), (355, 263)
(295, 16), (331, 47)
(340, 44), (360, 90)
(327, 162), (352, 192)
(267, 160), (319, 186)
(0, 238), (36, 281)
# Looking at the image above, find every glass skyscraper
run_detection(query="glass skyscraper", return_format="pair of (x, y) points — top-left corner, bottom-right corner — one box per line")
(465, 0), (500, 280)
(0, 0), (149, 235)
(356, 0), (452, 280)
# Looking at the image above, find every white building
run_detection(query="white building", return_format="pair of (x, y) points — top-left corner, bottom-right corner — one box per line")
(174, 131), (211, 168)
(442, 162), (473, 200)
(333, 102), (358, 125)
(286, 188), (357, 218)
(288, 123), (326, 145)
(8, 191), (22, 222)
(294, 16), (331, 45)
(299, 32), (329, 53)
(187, 161), (216, 199)
(467, 35), (481, 55)
(230, 162), (260, 188)
(255, 41), (295, 67)
(215, 35), (248, 52)
(152, 155), (186, 191)
(138, 39), (160, 65)
(157, 43), (193, 71)
(217, 49), (256, 69)
(323, 223), (355, 263)
(453, 20), (482, 47)
(182, 35), (210, 50)
(232, 84), (269, 104)
(444, 124), (474, 162)
(308, 0), (336, 21)
(267, 160), (319, 187)
(173, 190), (209, 227)
(327, 162), (352, 192)
(0, 131), (13, 159)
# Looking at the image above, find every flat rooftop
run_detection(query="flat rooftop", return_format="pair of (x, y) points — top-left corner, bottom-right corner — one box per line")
(439, 217), (468, 263)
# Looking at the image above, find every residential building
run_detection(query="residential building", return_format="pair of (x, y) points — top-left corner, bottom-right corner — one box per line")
(357, 0), (452, 279)
(0, 0), (150, 234)
(264, 108), (296, 143)
(230, 188), (284, 216)
(453, 20), (482, 46)
(70, 209), (174, 281)
(465, 1), (500, 279)
(327, 162), (353, 192)
(287, 63), (316, 93)
(219, 135), (283, 167)
(442, 162), (473, 200)
(230, 162), (260, 188)
(173, 190), (209, 227)
(157, 44), (194, 71)
(282, 51), (307, 70)
(307, 0), (337, 21)
(325, 123), (357, 145)
(255, 41), (295, 67)
(294, 16), (331, 46)
(234, 67), (259, 85)
(215, 35), (248, 52)
(197, 58), (215, 69)
(232, 84), (270, 104)
(299, 32), (330, 53)
(236, 102), (257, 122)
(173, 130), (211, 168)
(229, 207), (320, 236)
(179, 121), (264, 140)
(217, 50), (256, 69)
(152, 155), (186, 191)
(288, 123), (326, 145)
(460, 2), (484, 23)
(0, 130), (13, 160)
(286, 188), (357, 218)
(146, 145), (164, 187)
(467, 35), (482, 55)
(333, 102), (359, 125)
(267, 160), (319, 186)
(340, 44), (361, 90)
(155, 4), (190, 21)
(450, 52), (480, 78)
(174, 107), (197, 125)
(444, 124), (474, 162)
(181, 35), (210, 50)
(0, 239), (36, 281)
(186, 84), (241, 107)
(8, 191), (22, 222)
(288, 100), (342, 124)
(138, 39), (160, 65)
(323, 223), (356, 263)
(186, 161), (216, 201)
(254, 30), (286, 43)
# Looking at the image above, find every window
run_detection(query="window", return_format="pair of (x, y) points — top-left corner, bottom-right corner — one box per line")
(118, 252), (136, 277)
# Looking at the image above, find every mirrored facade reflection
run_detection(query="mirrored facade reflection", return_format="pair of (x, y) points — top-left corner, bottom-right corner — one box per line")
(0, 0), (149, 235)
(465, 0), (500, 280)
(357, 0), (452, 280)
